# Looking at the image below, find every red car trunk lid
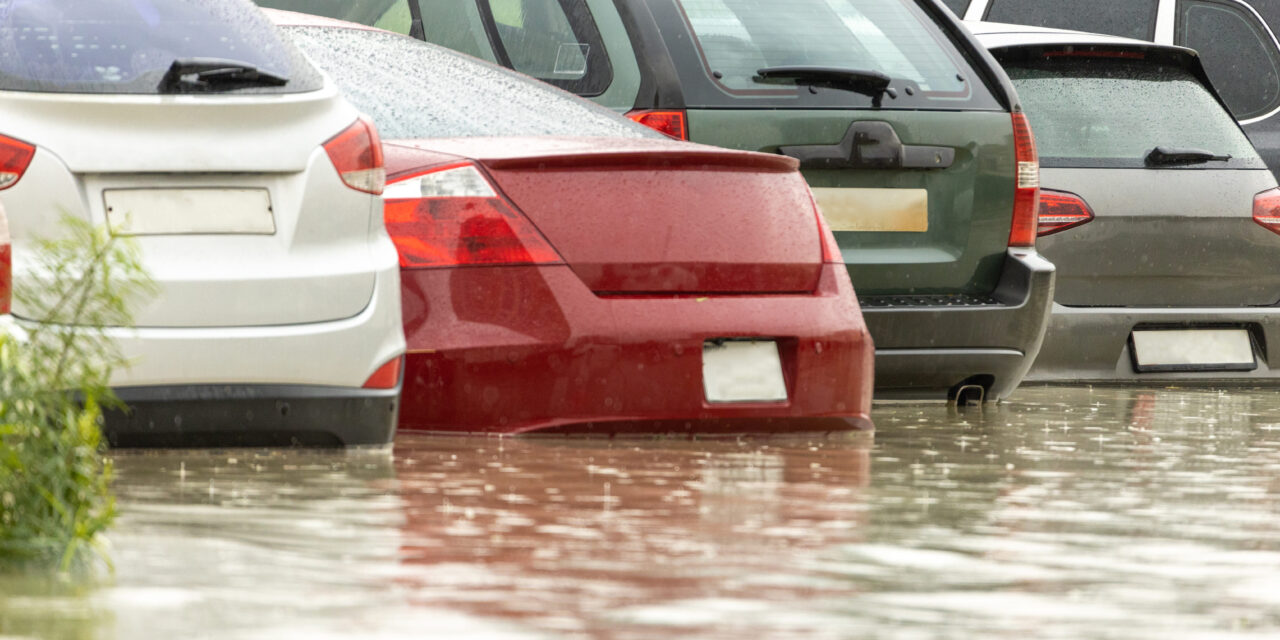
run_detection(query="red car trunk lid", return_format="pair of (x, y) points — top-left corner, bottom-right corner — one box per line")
(395, 137), (821, 294)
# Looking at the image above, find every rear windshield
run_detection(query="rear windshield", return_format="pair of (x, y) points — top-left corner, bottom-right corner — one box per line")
(283, 26), (661, 140)
(649, 0), (1001, 110)
(1003, 55), (1263, 169)
(0, 0), (321, 94)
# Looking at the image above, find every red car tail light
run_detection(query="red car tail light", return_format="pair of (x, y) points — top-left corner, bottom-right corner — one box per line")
(1037, 189), (1095, 237)
(625, 109), (689, 140)
(0, 134), (35, 191)
(1009, 112), (1041, 248)
(324, 116), (385, 195)
(383, 163), (563, 269)
(363, 355), (403, 389)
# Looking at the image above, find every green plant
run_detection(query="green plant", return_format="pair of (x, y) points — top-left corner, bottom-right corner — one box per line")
(0, 217), (153, 572)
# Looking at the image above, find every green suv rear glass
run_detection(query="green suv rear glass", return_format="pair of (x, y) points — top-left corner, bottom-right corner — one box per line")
(653, 0), (1000, 109)
(474, 0), (614, 96)
(1005, 57), (1262, 168)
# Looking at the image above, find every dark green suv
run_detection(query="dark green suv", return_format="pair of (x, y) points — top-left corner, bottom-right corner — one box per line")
(260, 0), (1055, 402)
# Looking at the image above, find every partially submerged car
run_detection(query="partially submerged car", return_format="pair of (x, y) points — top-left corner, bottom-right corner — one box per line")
(269, 10), (875, 435)
(0, 0), (406, 447)
(259, 0), (1057, 403)
(971, 22), (1280, 383)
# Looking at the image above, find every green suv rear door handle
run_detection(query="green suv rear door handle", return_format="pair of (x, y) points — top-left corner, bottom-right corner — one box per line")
(778, 121), (955, 171)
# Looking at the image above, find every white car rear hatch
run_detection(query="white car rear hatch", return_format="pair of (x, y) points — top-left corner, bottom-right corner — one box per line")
(0, 0), (383, 327)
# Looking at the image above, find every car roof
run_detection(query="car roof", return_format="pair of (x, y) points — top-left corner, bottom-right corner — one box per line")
(965, 20), (1194, 55)
(260, 8), (384, 32)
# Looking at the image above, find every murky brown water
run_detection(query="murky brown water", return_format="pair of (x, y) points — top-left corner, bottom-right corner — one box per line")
(5, 386), (1280, 639)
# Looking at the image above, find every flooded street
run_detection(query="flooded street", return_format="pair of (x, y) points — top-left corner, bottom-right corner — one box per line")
(5, 386), (1280, 639)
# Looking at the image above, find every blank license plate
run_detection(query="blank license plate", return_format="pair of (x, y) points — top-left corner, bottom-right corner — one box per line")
(1130, 329), (1257, 372)
(104, 188), (275, 235)
(703, 340), (788, 403)
(812, 187), (928, 233)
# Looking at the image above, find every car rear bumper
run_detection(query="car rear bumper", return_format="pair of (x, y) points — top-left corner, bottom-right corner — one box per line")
(14, 262), (405, 447)
(16, 261), (405, 389)
(398, 263), (874, 435)
(102, 384), (400, 448)
(864, 249), (1056, 401)
(1027, 303), (1280, 383)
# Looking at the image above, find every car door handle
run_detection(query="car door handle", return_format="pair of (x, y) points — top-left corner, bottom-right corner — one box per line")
(778, 121), (955, 170)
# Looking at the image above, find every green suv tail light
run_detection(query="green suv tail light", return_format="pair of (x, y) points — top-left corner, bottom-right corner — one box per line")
(1009, 112), (1040, 248)
(625, 110), (689, 141)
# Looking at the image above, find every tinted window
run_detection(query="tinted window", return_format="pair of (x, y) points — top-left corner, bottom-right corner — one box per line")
(655, 0), (999, 109)
(0, 0), (321, 94)
(940, 0), (971, 17)
(1177, 0), (1280, 120)
(283, 26), (659, 140)
(1004, 56), (1262, 168)
(476, 0), (613, 96)
(986, 0), (1158, 40)
(254, 0), (412, 33)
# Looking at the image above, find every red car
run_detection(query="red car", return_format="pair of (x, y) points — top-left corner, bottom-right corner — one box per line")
(269, 11), (873, 435)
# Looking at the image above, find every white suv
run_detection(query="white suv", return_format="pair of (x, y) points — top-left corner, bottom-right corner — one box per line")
(0, 0), (405, 447)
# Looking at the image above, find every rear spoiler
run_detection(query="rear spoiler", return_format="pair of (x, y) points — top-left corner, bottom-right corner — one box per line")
(985, 42), (1236, 126)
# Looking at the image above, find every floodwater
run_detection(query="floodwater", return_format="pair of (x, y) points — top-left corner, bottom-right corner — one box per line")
(5, 386), (1280, 639)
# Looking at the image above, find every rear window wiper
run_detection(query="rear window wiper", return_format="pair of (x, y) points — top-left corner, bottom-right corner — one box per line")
(755, 66), (896, 106)
(158, 58), (288, 93)
(1145, 146), (1232, 166)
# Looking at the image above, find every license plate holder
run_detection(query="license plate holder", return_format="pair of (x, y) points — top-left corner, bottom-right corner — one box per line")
(1129, 328), (1257, 373)
(104, 188), (275, 236)
(702, 339), (788, 404)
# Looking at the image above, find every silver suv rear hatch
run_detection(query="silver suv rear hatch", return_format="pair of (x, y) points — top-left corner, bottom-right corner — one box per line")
(0, 0), (379, 327)
(995, 44), (1280, 307)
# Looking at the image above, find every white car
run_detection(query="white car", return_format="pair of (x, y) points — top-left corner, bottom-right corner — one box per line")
(0, 0), (405, 447)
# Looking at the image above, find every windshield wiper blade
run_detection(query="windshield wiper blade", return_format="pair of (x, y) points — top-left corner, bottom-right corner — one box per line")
(158, 58), (288, 93)
(755, 66), (895, 105)
(1145, 146), (1232, 166)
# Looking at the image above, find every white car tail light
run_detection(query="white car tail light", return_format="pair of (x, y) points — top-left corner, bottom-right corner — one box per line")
(0, 133), (35, 191)
(324, 116), (385, 195)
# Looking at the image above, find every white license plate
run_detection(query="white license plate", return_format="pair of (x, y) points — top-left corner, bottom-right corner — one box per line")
(1130, 329), (1257, 372)
(702, 340), (788, 403)
(104, 188), (275, 235)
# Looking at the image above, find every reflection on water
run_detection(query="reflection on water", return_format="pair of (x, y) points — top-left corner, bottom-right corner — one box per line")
(5, 386), (1280, 639)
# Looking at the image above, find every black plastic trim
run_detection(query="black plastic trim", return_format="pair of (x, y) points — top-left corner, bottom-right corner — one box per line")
(919, 0), (1018, 111)
(407, 0), (425, 39)
(103, 383), (401, 448)
(614, 0), (686, 109)
(779, 120), (955, 170)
